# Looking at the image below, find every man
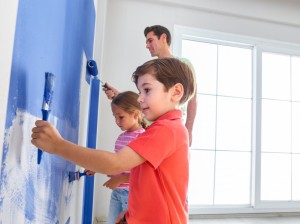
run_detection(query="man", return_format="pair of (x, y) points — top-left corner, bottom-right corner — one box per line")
(104, 25), (197, 146)
(144, 25), (173, 58)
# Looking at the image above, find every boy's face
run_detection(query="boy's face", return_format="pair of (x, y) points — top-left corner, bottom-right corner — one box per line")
(145, 31), (164, 57)
(137, 73), (176, 121)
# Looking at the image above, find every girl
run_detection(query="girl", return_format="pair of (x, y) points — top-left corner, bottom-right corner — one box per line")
(86, 91), (146, 224)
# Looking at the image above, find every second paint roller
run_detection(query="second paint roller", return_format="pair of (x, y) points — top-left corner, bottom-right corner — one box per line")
(37, 72), (55, 164)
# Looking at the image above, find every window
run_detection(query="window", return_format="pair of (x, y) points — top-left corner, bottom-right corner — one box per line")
(174, 26), (300, 214)
(261, 53), (300, 201)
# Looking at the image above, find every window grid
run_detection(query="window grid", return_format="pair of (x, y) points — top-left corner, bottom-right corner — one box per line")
(176, 27), (300, 214)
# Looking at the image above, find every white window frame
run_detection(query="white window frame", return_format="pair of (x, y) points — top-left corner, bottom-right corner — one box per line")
(173, 25), (300, 215)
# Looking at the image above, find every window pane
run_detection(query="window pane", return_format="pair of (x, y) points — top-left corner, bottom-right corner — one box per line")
(292, 154), (300, 200)
(182, 40), (217, 95)
(262, 52), (291, 100)
(216, 96), (252, 151)
(292, 56), (300, 101)
(191, 95), (216, 150)
(189, 150), (215, 205)
(214, 151), (251, 204)
(292, 102), (300, 153)
(261, 99), (291, 153)
(261, 153), (291, 200)
(218, 45), (252, 98)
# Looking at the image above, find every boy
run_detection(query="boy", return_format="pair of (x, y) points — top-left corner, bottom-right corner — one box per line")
(31, 58), (196, 223)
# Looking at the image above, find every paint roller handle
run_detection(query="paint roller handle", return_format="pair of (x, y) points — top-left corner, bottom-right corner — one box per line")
(102, 82), (109, 89)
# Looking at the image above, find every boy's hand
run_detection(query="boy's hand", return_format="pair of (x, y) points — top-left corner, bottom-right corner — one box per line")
(103, 82), (119, 100)
(31, 120), (63, 154)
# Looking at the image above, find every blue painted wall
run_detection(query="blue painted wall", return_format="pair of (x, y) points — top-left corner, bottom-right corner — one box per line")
(0, 0), (96, 223)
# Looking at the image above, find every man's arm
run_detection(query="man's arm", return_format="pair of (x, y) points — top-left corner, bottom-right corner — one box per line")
(180, 58), (197, 147)
(185, 93), (197, 147)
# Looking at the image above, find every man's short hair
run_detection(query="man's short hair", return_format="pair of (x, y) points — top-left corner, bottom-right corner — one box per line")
(144, 25), (171, 46)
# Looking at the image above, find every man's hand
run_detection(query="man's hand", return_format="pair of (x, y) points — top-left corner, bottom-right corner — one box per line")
(103, 82), (119, 100)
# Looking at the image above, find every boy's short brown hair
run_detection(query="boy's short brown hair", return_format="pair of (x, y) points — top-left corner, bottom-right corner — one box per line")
(132, 58), (196, 105)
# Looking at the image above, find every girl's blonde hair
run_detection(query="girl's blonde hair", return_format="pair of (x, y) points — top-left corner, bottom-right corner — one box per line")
(111, 91), (147, 129)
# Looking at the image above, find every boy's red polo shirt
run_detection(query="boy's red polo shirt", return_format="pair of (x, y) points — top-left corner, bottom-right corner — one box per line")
(126, 109), (189, 223)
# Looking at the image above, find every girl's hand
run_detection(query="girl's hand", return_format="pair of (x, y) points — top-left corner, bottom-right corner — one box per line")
(84, 169), (96, 176)
(103, 175), (122, 190)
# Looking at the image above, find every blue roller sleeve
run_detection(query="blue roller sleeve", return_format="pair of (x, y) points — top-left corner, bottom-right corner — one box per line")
(87, 60), (98, 76)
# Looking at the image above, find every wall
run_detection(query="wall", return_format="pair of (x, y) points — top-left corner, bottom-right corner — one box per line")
(93, 0), (300, 220)
(0, 0), (97, 223)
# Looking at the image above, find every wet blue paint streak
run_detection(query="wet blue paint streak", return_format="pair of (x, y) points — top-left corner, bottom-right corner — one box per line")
(82, 77), (100, 223)
(25, 175), (36, 221)
(65, 217), (71, 224)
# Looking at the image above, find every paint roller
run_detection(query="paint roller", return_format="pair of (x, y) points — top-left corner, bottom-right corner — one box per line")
(87, 59), (109, 89)
(37, 72), (55, 164)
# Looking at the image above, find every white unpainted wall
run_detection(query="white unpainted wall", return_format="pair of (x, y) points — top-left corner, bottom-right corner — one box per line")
(0, 0), (18, 167)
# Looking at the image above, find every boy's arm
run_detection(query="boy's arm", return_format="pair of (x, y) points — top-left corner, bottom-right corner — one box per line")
(31, 120), (145, 174)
